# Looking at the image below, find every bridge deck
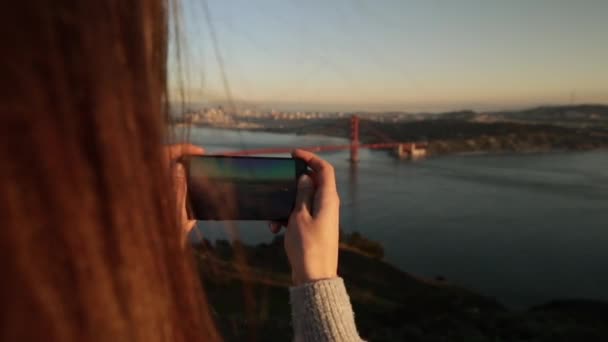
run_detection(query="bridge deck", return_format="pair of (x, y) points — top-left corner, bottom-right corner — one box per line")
(212, 142), (425, 156)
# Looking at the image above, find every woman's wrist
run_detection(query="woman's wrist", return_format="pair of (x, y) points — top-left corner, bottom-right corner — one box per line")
(292, 272), (338, 286)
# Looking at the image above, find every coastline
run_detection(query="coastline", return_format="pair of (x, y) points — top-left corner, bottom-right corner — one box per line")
(446, 147), (608, 158)
(175, 122), (608, 159)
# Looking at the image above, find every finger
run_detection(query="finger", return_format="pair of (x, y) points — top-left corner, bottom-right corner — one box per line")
(292, 149), (337, 192)
(183, 220), (197, 234)
(293, 174), (314, 216)
(268, 222), (282, 234)
(292, 149), (340, 217)
(165, 144), (205, 162)
(173, 162), (187, 187)
(173, 163), (188, 215)
(173, 163), (196, 234)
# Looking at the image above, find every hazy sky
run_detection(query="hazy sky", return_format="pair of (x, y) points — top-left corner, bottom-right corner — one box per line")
(170, 0), (608, 111)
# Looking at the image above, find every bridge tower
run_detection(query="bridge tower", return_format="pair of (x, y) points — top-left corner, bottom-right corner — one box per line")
(350, 115), (360, 163)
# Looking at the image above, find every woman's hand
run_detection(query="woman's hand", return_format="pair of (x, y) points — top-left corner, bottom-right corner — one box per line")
(164, 144), (205, 240)
(270, 149), (340, 285)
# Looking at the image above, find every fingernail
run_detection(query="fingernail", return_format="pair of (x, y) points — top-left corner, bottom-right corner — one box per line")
(298, 174), (312, 187)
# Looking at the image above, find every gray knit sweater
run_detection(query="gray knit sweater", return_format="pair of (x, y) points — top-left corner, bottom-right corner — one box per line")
(290, 277), (364, 342)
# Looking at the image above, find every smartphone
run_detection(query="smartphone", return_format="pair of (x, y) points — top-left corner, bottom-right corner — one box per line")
(184, 155), (308, 221)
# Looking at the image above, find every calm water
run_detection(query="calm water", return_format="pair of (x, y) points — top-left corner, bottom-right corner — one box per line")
(188, 127), (608, 308)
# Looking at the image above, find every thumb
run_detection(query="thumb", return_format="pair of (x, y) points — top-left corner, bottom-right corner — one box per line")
(293, 174), (314, 215)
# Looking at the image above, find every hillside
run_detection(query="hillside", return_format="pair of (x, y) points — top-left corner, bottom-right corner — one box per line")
(369, 105), (608, 127)
(193, 235), (608, 341)
(362, 119), (608, 155)
(491, 105), (608, 127)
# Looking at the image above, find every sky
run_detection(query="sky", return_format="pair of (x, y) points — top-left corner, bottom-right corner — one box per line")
(169, 0), (608, 112)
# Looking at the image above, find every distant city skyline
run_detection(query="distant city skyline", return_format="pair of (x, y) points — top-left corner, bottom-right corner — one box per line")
(169, 0), (608, 112)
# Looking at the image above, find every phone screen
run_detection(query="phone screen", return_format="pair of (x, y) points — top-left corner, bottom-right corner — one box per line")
(186, 156), (306, 221)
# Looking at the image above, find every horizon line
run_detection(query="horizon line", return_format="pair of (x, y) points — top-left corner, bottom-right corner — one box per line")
(168, 101), (608, 114)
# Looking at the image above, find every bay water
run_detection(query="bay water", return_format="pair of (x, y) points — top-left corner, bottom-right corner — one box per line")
(188, 127), (608, 308)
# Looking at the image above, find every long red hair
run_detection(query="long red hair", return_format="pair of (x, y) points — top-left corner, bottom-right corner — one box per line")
(0, 1), (220, 340)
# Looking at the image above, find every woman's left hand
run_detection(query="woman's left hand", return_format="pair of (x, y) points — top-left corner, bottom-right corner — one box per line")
(164, 144), (205, 239)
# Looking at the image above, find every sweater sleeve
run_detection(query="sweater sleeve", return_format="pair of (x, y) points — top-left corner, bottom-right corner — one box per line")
(289, 277), (364, 342)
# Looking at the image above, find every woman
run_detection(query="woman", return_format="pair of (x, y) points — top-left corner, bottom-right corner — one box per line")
(0, 1), (362, 341)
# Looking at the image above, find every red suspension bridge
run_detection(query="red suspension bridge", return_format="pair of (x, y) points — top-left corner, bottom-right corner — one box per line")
(214, 116), (427, 163)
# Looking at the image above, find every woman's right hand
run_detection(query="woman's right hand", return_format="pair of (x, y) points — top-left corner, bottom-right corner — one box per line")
(270, 149), (341, 285)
